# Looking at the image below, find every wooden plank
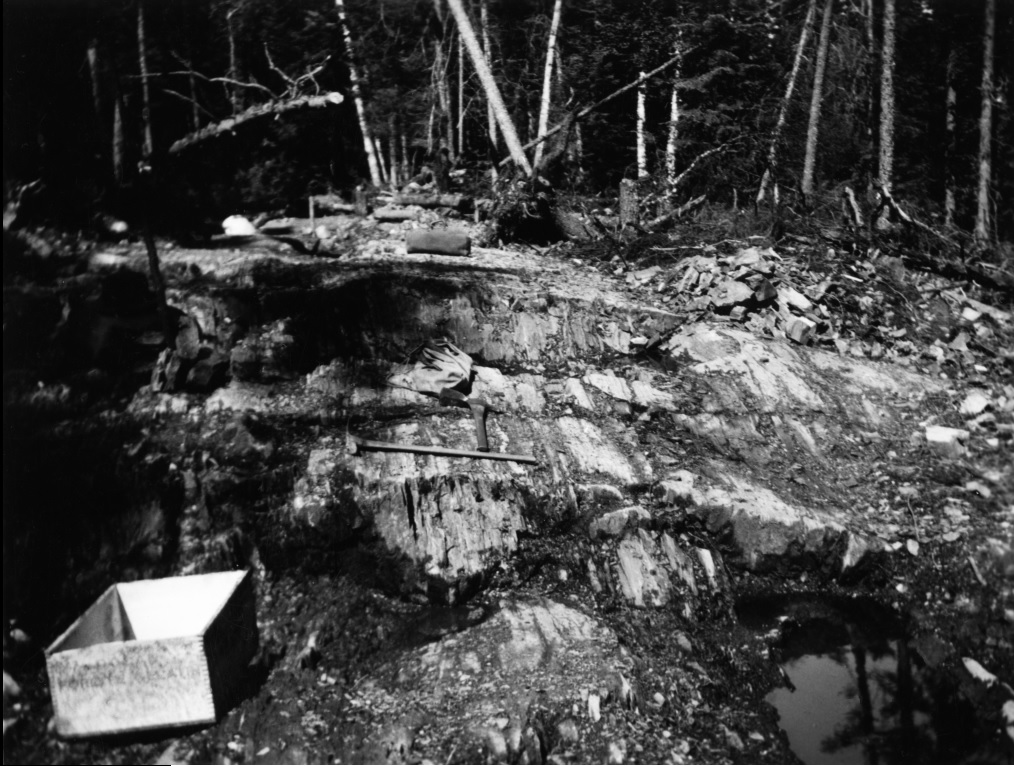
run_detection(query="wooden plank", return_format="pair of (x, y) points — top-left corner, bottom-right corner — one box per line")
(48, 636), (214, 737)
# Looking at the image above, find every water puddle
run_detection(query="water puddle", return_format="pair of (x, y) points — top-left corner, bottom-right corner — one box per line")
(738, 595), (985, 764)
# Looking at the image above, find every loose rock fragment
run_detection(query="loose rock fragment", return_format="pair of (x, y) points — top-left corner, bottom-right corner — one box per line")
(925, 425), (969, 458)
(786, 316), (816, 345)
(959, 391), (990, 416)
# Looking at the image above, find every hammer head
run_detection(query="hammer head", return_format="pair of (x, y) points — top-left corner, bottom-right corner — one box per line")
(438, 387), (492, 411)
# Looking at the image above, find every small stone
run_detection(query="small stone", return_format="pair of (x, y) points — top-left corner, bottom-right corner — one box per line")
(652, 692), (666, 707)
(555, 718), (580, 745)
(959, 391), (990, 416)
(588, 506), (650, 539)
(722, 724), (744, 750)
(925, 425), (969, 458)
(778, 284), (813, 312)
(753, 278), (778, 303)
(710, 280), (755, 308)
(588, 692), (601, 722)
(607, 740), (626, 764)
(786, 316), (816, 345)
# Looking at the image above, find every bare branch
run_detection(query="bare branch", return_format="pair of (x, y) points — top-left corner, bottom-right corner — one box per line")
(162, 88), (216, 120)
(264, 44), (296, 91)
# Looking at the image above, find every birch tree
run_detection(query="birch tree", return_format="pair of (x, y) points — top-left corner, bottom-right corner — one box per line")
(480, 0), (498, 152)
(665, 41), (683, 188)
(445, 0), (532, 175)
(636, 73), (647, 178)
(533, 0), (563, 170)
(756, 0), (817, 205)
(336, 0), (382, 187)
(974, 0), (995, 244)
(801, 0), (834, 201)
(877, 0), (896, 227)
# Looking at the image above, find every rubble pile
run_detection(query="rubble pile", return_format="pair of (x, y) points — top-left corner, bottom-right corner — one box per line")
(613, 241), (1013, 377)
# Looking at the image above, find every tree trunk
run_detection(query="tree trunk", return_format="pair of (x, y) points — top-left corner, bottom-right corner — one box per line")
(87, 39), (103, 123)
(445, 0), (532, 175)
(434, 36), (455, 161)
(500, 51), (686, 167)
(226, 7), (242, 113)
(636, 72), (647, 178)
(168, 93), (343, 154)
(375, 137), (389, 186)
(876, 0), (896, 227)
(533, 0), (563, 170)
(137, 0), (154, 159)
(458, 31), (466, 157)
(756, 0), (816, 205)
(112, 95), (126, 185)
(665, 44), (682, 188)
(480, 0), (498, 151)
(974, 0), (995, 244)
(801, 0), (834, 201)
(944, 43), (957, 228)
(336, 0), (383, 187)
(389, 117), (400, 189)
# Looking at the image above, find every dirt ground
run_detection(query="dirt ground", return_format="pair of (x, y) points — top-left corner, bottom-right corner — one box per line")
(3, 214), (1012, 764)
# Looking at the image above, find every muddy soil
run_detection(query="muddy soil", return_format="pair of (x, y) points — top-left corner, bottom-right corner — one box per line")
(3, 216), (1012, 765)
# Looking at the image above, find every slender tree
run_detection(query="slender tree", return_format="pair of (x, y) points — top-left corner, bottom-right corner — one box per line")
(86, 40), (103, 123)
(458, 31), (466, 157)
(944, 42), (958, 227)
(974, 0), (995, 243)
(226, 6), (242, 113)
(480, 0), (498, 151)
(665, 40), (683, 188)
(877, 0), (896, 226)
(137, 0), (154, 159)
(636, 72), (647, 178)
(801, 0), (834, 200)
(445, 0), (532, 174)
(336, 0), (382, 186)
(533, 0), (563, 170)
(756, 0), (817, 205)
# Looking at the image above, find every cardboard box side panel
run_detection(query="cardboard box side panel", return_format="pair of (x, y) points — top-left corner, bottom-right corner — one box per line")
(48, 587), (134, 654)
(203, 570), (258, 717)
(48, 637), (215, 737)
(118, 571), (246, 639)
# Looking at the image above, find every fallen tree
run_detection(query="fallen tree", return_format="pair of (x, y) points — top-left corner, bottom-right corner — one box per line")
(167, 92), (343, 154)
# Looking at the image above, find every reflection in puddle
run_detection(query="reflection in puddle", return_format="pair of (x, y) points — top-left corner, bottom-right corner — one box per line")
(766, 641), (931, 764)
(738, 595), (986, 765)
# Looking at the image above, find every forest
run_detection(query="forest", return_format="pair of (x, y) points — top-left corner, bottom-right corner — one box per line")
(4, 0), (1012, 248)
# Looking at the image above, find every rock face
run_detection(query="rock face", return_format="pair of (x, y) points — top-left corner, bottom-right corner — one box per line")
(654, 466), (888, 574)
(343, 598), (635, 763)
(85, 235), (952, 604)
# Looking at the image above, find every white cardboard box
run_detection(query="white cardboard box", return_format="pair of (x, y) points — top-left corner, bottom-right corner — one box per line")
(45, 570), (257, 738)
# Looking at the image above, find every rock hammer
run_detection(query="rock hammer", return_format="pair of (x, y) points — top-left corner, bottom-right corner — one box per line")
(438, 387), (494, 452)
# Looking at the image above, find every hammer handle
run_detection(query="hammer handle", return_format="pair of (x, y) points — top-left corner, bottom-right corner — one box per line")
(348, 435), (537, 465)
(471, 406), (489, 452)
